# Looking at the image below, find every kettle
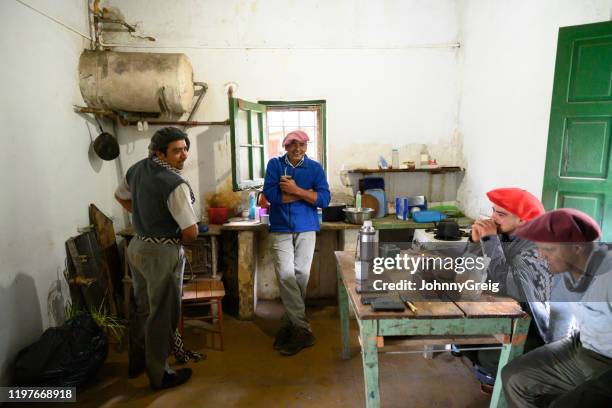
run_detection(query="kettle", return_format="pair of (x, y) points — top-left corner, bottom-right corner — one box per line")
(356, 220), (378, 281)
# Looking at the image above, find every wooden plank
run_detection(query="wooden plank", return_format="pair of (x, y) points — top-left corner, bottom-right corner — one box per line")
(337, 266), (351, 359)
(441, 291), (525, 318)
(490, 316), (531, 408)
(348, 166), (464, 174)
(117, 223), (223, 237)
(380, 334), (505, 349)
(359, 320), (380, 408)
(377, 318), (513, 337)
(89, 204), (122, 316)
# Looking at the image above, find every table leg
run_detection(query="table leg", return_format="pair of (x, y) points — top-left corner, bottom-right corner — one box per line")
(237, 230), (255, 320)
(490, 316), (531, 408)
(211, 235), (218, 278)
(360, 319), (380, 408)
(337, 269), (351, 359)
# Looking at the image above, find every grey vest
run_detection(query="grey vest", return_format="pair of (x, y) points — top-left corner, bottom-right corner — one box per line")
(126, 158), (186, 238)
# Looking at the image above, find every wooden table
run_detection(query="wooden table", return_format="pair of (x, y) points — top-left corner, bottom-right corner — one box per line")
(335, 251), (530, 408)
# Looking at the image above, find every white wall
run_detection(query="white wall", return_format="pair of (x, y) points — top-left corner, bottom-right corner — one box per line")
(456, 0), (612, 218)
(0, 0), (117, 386)
(103, 0), (462, 213)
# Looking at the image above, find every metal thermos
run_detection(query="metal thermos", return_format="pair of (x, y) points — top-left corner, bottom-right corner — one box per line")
(356, 220), (378, 281)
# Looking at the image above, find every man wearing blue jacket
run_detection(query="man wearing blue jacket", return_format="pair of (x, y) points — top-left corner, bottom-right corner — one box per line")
(263, 130), (330, 356)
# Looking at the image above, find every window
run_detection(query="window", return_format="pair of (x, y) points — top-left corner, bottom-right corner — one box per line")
(230, 98), (327, 191)
(228, 98), (267, 191)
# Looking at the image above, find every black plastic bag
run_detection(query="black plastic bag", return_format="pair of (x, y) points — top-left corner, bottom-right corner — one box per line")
(14, 314), (108, 387)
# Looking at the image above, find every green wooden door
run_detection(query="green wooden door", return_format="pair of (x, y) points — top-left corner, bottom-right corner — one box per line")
(542, 21), (612, 240)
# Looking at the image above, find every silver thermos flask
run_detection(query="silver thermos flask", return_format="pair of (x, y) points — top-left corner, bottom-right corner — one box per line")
(356, 220), (378, 281)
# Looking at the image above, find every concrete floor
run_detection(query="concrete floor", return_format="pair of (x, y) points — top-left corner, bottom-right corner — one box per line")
(53, 301), (491, 407)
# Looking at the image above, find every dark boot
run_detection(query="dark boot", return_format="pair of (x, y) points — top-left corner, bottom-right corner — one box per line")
(150, 368), (192, 390)
(279, 327), (315, 356)
(273, 325), (293, 350)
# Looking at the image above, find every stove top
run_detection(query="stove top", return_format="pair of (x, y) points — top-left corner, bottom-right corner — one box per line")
(413, 228), (470, 244)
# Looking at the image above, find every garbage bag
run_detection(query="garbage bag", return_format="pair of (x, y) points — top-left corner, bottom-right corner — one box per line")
(14, 314), (108, 387)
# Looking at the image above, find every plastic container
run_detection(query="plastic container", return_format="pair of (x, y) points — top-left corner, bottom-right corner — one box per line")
(391, 149), (399, 169)
(412, 210), (447, 223)
(364, 188), (386, 218)
(317, 208), (323, 224)
(248, 192), (256, 220)
(207, 207), (229, 225)
(395, 197), (402, 220)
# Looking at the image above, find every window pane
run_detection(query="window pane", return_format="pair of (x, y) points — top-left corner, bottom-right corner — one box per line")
(267, 111), (283, 127)
(268, 126), (284, 158)
(297, 126), (315, 159)
(251, 111), (260, 145)
(240, 147), (251, 180)
(283, 111), (299, 126)
(299, 126), (316, 140)
(299, 110), (316, 126)
(253, 147), (264, 179)
(237, 109), (249, 145)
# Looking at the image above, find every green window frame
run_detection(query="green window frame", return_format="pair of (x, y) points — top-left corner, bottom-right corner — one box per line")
(258, 100), (327, 173)
(229, 98), (327, 191)
(229, 97), (267, 191)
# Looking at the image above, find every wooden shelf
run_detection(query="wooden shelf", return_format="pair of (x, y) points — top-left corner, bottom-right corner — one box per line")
(348, 166), (464, 175)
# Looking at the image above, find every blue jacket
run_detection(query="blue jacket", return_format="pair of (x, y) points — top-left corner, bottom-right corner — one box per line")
(263, 154), (330, 233)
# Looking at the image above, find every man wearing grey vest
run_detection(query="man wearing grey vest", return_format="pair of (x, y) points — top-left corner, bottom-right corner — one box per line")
(115, 127), (198, 390)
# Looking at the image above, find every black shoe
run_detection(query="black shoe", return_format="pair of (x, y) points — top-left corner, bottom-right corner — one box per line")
(273, 325), (293, 350)
(279, 328), (315, 356)
(151, 368), (192, 390)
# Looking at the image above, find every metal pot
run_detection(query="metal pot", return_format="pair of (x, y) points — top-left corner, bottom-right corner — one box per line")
(93, 132), (119, 161)
(343, 207), (374, 224)
(322, 203), (346, 222)
(434, 219), (460, 240)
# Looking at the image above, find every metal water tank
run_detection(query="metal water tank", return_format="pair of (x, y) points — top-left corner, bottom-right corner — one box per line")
(79, 50), (194, 115)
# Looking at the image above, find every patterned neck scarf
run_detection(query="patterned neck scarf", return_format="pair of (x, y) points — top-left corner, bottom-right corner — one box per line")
(151, 156), (195, 204)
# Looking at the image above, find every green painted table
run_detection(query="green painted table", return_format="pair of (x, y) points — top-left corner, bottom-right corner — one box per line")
(335, 251), (530, 408)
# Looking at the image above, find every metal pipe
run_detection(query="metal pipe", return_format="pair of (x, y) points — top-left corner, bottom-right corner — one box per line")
(126, 120), (229, 127)
(183, 82), (208, 131)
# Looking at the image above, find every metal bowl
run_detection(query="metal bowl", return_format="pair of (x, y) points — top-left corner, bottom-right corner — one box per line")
(343, 207), (375, 224)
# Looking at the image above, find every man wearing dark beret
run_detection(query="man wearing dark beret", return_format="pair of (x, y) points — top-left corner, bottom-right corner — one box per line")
(115, 127), (198, 389)
(502, 209), (612, 407)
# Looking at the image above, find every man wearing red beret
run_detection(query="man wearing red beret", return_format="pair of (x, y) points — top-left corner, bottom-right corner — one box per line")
(461, 188), (575, 387)
(502, 209), (612, 407)
(466, 188), (570, 342)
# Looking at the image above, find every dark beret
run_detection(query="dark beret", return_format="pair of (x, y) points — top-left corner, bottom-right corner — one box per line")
(513, 208), (601, 243)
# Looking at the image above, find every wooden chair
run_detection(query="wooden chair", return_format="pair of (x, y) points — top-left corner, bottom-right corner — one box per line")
(181, 278), (225, 350)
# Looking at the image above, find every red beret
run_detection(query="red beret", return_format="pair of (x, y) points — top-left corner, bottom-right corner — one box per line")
(513, 208), (601, 243)
(486, 188), (544, 221)
(282, 130), (310, 147)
